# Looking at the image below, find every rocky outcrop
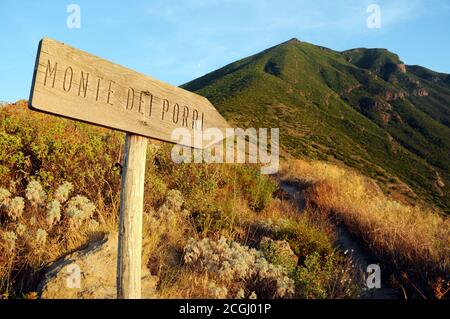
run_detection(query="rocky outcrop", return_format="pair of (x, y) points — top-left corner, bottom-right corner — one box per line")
(370, 87), (428, 106)
(412, 88), (429, 97)
(397, 63), (406, 74)
(360, 98), (392, 111)
(383, 90), (408, 101)
(345, 83), (362, 94)
(359, 98), (401, 125)
(287, 37), (301, 44)
(38, 233), (159, 299)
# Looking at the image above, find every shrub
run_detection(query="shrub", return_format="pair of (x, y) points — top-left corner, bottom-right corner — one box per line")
(3, 231), (17, 251)
(259, 237), (297, 273)
(141, 188), (191, 282)
(46, 200), (61, 226)
(25, 181), (46, 207)
(292, 251), (358, 299)
(0, 179), (102, 295)
(6, 197), (25, 221)
(65, 195), (96, 227)
(251, 213), (359, 299)
(54, 182), (73, 203)
(35, 229), (47, 247)
(0, 188), (11, 204)
(255, 217), (333, 258)
(233, 165), (277, 212)
(190, 203), (236, 236)
(0, 102), (122, 224)
(183, 237), (295, 298)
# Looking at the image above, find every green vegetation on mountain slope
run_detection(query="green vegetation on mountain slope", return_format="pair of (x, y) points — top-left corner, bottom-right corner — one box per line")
(183, 39), (450, 213)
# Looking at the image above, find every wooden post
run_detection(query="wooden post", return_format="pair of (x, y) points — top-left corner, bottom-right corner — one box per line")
(117, 133), (148, 299)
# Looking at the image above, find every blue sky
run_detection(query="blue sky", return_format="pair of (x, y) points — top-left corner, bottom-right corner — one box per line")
(1, 0), (449, 102)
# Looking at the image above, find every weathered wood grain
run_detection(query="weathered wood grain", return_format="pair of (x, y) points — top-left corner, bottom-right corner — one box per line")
(117, 134), (148, 299)
(29, 38), (231, 148)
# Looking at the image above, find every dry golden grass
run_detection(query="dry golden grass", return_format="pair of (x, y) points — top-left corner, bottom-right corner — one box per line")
(280, 159), (450, 298)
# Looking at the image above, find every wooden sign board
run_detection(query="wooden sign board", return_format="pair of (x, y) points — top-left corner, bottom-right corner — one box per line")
(29, 38), (230, 148)
(28, 38), (233, 299)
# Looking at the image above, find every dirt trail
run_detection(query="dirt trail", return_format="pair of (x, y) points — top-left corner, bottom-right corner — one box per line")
(279, 181), (401, 299)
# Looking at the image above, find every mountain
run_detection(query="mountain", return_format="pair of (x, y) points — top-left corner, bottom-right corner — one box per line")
(182, 38), (450, 213)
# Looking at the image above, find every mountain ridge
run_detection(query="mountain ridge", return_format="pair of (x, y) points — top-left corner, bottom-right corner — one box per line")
(182, 39), (450, 212)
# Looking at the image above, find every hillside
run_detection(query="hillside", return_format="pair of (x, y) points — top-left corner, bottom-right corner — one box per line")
(0, 101), (360, 299)
(0, 101), (447, 299)
(183, 38), (450, 213)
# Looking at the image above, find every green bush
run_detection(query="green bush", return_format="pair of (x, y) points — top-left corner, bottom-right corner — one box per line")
(293, 252), (333, 298)
(260, 237), (298, 273)
(0, 103), (123, 216)
(292, 252), (360, 299)
(146, 146), (278, 236)
(232, 164), (277, 212)
(190, 203), (237, 236)
(274, 219), (333, 258)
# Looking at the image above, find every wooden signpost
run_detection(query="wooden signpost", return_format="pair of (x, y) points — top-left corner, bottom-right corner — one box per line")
(29, 37), (230, 299)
